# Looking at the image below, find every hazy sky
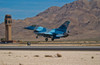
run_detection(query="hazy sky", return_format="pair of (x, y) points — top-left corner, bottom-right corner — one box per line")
(0, 0), (76, 23)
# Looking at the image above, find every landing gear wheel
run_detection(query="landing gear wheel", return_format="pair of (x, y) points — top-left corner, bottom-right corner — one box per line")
(45, 38), (48, 42)
(36, 36), (38, 38)
(51, 38), (54, 41)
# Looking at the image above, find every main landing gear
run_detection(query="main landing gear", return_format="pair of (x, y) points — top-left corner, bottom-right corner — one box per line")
(45, 38), (55, 41)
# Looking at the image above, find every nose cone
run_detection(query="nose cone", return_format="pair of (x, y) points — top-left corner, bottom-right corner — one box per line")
(24, 26), (35, 30)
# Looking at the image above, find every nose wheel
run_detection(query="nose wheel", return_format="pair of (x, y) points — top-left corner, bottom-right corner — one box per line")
(51, 38), (54, 41)
(45, 38), (48, 42)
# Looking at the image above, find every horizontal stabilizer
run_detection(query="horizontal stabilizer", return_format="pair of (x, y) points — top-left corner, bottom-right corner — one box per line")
(24, 26), (36, 30)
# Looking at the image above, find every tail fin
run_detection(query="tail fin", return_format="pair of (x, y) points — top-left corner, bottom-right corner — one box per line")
(57, 21), (70, 32)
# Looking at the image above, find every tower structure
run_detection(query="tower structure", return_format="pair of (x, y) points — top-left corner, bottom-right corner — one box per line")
(5, 15), (12, 42)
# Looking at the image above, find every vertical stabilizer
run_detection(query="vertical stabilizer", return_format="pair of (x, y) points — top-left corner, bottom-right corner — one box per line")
(58, 21), (70, 32)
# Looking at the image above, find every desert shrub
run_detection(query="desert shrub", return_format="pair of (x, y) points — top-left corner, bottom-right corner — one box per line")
(34, 55), (39, 57)
(1, 38), (6, 41)
(8, 52), (12, 54)
(19, 63), (23, 65)
(24, 55), (27, 57)
(56, 53), (62, 57)
(45, 55), (53, 57)
(91, 56), (94, 59)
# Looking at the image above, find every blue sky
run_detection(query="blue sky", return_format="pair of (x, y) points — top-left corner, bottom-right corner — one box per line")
(0, 0), (76, 23)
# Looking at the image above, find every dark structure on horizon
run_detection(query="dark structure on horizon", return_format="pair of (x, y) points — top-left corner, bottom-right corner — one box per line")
(5, 15), (13, 42)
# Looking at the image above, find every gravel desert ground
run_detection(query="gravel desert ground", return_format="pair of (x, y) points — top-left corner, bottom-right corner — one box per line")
(0, 50), (100, 65)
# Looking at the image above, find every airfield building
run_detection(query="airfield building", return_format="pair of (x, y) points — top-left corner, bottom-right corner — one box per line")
(5, 15), (12, 42)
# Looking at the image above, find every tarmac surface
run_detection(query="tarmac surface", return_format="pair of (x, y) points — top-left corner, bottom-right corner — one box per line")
(0, 46), (100, 51)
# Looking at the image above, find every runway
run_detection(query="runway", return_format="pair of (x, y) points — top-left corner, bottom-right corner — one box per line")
(0, 46), (100, 51)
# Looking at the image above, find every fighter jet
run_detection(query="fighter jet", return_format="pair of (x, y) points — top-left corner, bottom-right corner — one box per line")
(25, 21), (70, 41)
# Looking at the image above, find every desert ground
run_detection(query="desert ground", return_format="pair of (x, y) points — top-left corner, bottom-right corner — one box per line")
(0, 50), (100, 65)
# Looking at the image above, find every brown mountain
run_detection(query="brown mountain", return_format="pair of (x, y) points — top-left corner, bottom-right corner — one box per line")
(0, 0), (100, 41)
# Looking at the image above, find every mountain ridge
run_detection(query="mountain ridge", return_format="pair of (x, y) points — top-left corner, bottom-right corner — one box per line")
(0, 0), (100, 41)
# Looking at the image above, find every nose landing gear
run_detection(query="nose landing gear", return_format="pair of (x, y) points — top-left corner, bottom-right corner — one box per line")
(45, 38), (48, 42)
(51, 38), (54, 41)
(36, 36), (38, 38)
